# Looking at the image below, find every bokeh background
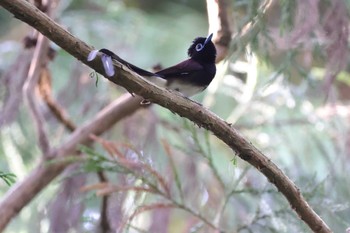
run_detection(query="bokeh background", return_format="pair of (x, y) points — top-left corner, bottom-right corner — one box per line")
(1, 0), (350, 232)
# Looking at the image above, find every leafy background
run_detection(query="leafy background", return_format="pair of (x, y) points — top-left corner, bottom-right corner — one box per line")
(1, 0), (350, 232)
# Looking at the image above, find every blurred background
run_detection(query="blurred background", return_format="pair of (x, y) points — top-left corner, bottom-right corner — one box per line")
(1, 0), (350, 232)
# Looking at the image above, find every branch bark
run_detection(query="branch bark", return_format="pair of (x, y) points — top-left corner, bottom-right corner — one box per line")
(0, 0), (332, 232)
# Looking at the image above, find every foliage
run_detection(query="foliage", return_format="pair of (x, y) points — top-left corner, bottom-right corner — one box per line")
(1, 0), (350, 232)
(0, 171), (16, 186)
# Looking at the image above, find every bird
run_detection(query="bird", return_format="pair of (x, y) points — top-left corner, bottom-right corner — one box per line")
(87, 33), (216, 97)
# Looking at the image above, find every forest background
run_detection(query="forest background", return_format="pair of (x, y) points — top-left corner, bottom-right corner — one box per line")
(0, 0), (350, 232)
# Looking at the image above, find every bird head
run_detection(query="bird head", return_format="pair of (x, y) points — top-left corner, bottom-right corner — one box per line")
(187, 33), (216, 63)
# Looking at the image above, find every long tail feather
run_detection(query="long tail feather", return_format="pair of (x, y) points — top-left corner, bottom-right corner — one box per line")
(87, 48), (167, 87)
(99, 49), (157, 77)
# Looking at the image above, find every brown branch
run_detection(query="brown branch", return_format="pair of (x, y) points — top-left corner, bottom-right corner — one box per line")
(38, 67), (76, 131)
(40, 75), (112, 231)
(24, 33), (51, 154)
(203, 0), (275, 107)
(0, 1), (332, 233)
(0, 94), (143, 231)
(23, 0), (53, 154)
(206, 0), (232, 62)
(97, 172), (111, 233)
(48, 165), (85, 232)
(0, 49), (33, 127)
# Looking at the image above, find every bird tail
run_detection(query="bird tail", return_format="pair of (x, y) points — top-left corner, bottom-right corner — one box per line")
(98, 48), (158, 77)
(87, 48), (167, 87)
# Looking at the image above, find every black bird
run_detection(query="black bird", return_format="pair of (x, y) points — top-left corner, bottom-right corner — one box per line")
(87, 33), (216, 97)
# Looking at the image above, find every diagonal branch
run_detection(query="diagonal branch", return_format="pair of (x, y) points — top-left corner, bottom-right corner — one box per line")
(0, 1), (331, 233)
(24, 33), (51, 154)
(23, 0), (54, 154)
(0, 94), (143, 231)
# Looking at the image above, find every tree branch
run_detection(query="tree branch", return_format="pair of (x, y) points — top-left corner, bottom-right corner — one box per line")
(41, 79), (112, 231)
(0, 0), (331, 232)
(39, 67), (76, 132)
(207, 0), (232, 62)
(0, 49), (33, 127)
(24, 33), (51, 154)
(23, 0), (54, 154)
(0, 94), (143, 230)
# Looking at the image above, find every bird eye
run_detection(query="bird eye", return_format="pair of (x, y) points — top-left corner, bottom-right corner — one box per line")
(195, 43), (203, 51)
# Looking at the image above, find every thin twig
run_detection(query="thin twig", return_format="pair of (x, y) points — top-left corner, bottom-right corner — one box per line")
(237, 208), (290, 232)
(173, 200), (222, 231)
(184, 120), (225, 190)
(38, 68), (76, 131)
(93, 138), (223, 232)
(97, 172), (111, 233)
(0, 1), (332, 232)
(38, 66), (112, 231)
(0, 94), (144, 231)
(161, 139), (185, 203)
(24, 33), (51, 154)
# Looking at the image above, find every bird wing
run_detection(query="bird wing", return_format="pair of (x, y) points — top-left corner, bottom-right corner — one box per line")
(155, 59), (203, 79)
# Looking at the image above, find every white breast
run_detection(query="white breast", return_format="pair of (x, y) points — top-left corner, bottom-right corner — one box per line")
(167, 80), (206, 97)
(142, 76), (205, 97)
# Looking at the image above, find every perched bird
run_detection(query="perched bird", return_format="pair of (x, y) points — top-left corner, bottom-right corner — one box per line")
(88, 33), (216, 97)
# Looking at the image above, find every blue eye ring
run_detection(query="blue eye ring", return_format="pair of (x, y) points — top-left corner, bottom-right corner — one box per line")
(195, 43), (203, 51)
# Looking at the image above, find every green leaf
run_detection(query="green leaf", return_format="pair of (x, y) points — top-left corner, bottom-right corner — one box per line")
(0, 172), (17, 186)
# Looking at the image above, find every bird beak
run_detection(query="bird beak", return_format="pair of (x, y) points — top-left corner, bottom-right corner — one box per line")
(204, 33), (213, 45)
